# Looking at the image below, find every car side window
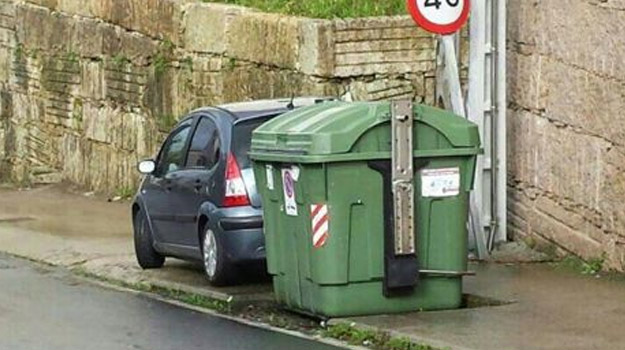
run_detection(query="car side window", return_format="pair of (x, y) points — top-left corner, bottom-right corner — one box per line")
(156, 124), (192, 176)
(186, 117), (221, 170)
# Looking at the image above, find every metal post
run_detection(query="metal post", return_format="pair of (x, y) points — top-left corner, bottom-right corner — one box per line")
(467, 0), (507, 253)
(436, 35), (466, 117)
(436, 33), (490, 259)
(468, 0), (489, 255)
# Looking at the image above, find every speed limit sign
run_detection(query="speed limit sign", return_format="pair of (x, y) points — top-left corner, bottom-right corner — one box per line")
(406, 0), (470, 35)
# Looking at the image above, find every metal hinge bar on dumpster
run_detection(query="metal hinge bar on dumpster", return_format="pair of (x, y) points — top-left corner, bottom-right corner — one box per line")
(391, 100), (415, 256)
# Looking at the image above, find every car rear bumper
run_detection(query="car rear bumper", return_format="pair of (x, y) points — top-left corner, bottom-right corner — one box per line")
(218, 226), (265, 263)
(210, 207), (265, 264)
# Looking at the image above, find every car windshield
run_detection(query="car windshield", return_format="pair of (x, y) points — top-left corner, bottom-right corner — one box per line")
(231, 117), (273, 169)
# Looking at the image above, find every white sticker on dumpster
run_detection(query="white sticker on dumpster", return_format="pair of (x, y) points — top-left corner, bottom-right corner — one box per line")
(421, 168), (460, 198)
(282, 168), (298, 216)
(266, 165), (274, 190)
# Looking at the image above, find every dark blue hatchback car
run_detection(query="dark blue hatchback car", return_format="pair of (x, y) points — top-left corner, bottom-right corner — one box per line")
(132, 98), (331, 285)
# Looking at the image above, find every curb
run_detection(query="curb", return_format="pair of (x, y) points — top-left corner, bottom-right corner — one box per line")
(4, 252), (365, 350)
(71, 270), (368, 350)
(327, 318), (477, 350)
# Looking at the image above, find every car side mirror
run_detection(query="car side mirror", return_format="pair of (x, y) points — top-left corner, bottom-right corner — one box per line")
(138, 160), (156, 175)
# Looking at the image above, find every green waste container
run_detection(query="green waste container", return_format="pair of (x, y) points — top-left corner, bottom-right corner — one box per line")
(250, 101), (480, 317)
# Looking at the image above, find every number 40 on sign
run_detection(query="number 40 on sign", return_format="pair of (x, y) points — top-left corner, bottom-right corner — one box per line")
(406, 0), (470, 35)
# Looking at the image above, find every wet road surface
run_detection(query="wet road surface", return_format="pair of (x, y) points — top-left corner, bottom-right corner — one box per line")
(0, 254), (341, 350)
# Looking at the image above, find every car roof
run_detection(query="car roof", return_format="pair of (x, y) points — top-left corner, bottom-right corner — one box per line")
(188, 97), (336, 122)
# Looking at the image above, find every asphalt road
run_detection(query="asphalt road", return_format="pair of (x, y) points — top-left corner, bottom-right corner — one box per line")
(0, 254), (341, 350)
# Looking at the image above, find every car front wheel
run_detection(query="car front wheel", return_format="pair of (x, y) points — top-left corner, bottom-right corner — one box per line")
(133, 210), (165, 269)
(202, 227), (233, 286)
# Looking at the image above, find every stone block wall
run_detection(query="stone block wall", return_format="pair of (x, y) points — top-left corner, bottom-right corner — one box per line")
(507, 0), (625, 270)
(0, 0), (448, 193)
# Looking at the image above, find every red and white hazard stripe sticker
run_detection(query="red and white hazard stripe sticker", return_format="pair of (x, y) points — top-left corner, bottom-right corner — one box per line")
(310, 204), (329, 249)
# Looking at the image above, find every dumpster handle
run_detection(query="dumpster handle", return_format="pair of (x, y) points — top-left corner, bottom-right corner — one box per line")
(419, 269), (476, 277)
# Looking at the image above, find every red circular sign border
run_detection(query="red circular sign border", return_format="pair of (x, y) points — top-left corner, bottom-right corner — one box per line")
(406, 0), (471, 35)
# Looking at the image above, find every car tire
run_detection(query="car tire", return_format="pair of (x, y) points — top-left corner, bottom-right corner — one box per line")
(133, 210), (165, 269)
(202, 227), (234, 286)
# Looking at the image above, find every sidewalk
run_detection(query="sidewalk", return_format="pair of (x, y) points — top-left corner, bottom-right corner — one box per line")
(0, 185), (272, 303)
(335, 263), (625, 350)
(1, 185), (624, 350)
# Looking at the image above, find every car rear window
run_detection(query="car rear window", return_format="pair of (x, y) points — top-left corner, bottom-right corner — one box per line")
(232, 117), (273, 169)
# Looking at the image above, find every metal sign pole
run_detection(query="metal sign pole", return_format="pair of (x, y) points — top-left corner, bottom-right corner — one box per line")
(467, 0), (508, 253)
(406, 0), (490, 259)
(436, 34), (489, 259)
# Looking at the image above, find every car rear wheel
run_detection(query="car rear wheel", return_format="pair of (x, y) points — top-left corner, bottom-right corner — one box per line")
(202, 228), (234, 286)
(133, 210), (165, 269)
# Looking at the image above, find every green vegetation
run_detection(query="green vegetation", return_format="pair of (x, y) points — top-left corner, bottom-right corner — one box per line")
(157, 114), (178, 132)
(66, 50), (79, 63)
(323, 323), (439, 350)
(556, 254), (606, 275)
(72, 98), (84, 123)
(73, 268), (231, 313)
(181, 56), (194, 73)
(227, 57), (236, 71)
(153, 38), (176, 77)
(14, 43), (24, 61)
(114, 186), (136, 200)
(203, 0), (406, 18)
(112, 53), (131, 67)
(153, 52), (169, 77)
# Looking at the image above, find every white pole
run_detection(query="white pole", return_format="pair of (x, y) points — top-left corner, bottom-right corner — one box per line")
(467, 0), (488, 253)
(494, 0), (507, 244)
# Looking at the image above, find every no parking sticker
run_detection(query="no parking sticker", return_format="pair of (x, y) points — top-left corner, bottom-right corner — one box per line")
(282, 167), (298, 216)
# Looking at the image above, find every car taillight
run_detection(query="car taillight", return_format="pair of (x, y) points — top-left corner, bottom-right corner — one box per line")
(223, 152), (250, 207)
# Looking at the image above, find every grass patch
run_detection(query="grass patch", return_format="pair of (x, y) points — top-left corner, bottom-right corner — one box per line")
(324, 323), (439, 350)
(203, 0), (406, 18)
(73, 268), (231, 313)
(115, 186), (137, 200)
(114, 186), (136, 200)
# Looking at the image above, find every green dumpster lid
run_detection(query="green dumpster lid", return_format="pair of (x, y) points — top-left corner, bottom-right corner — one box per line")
(250, 101), (480, 163)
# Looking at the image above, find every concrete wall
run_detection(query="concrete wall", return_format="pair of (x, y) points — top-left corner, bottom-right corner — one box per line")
(0, 0), (450, 193)
(507, 0), (625, 270)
